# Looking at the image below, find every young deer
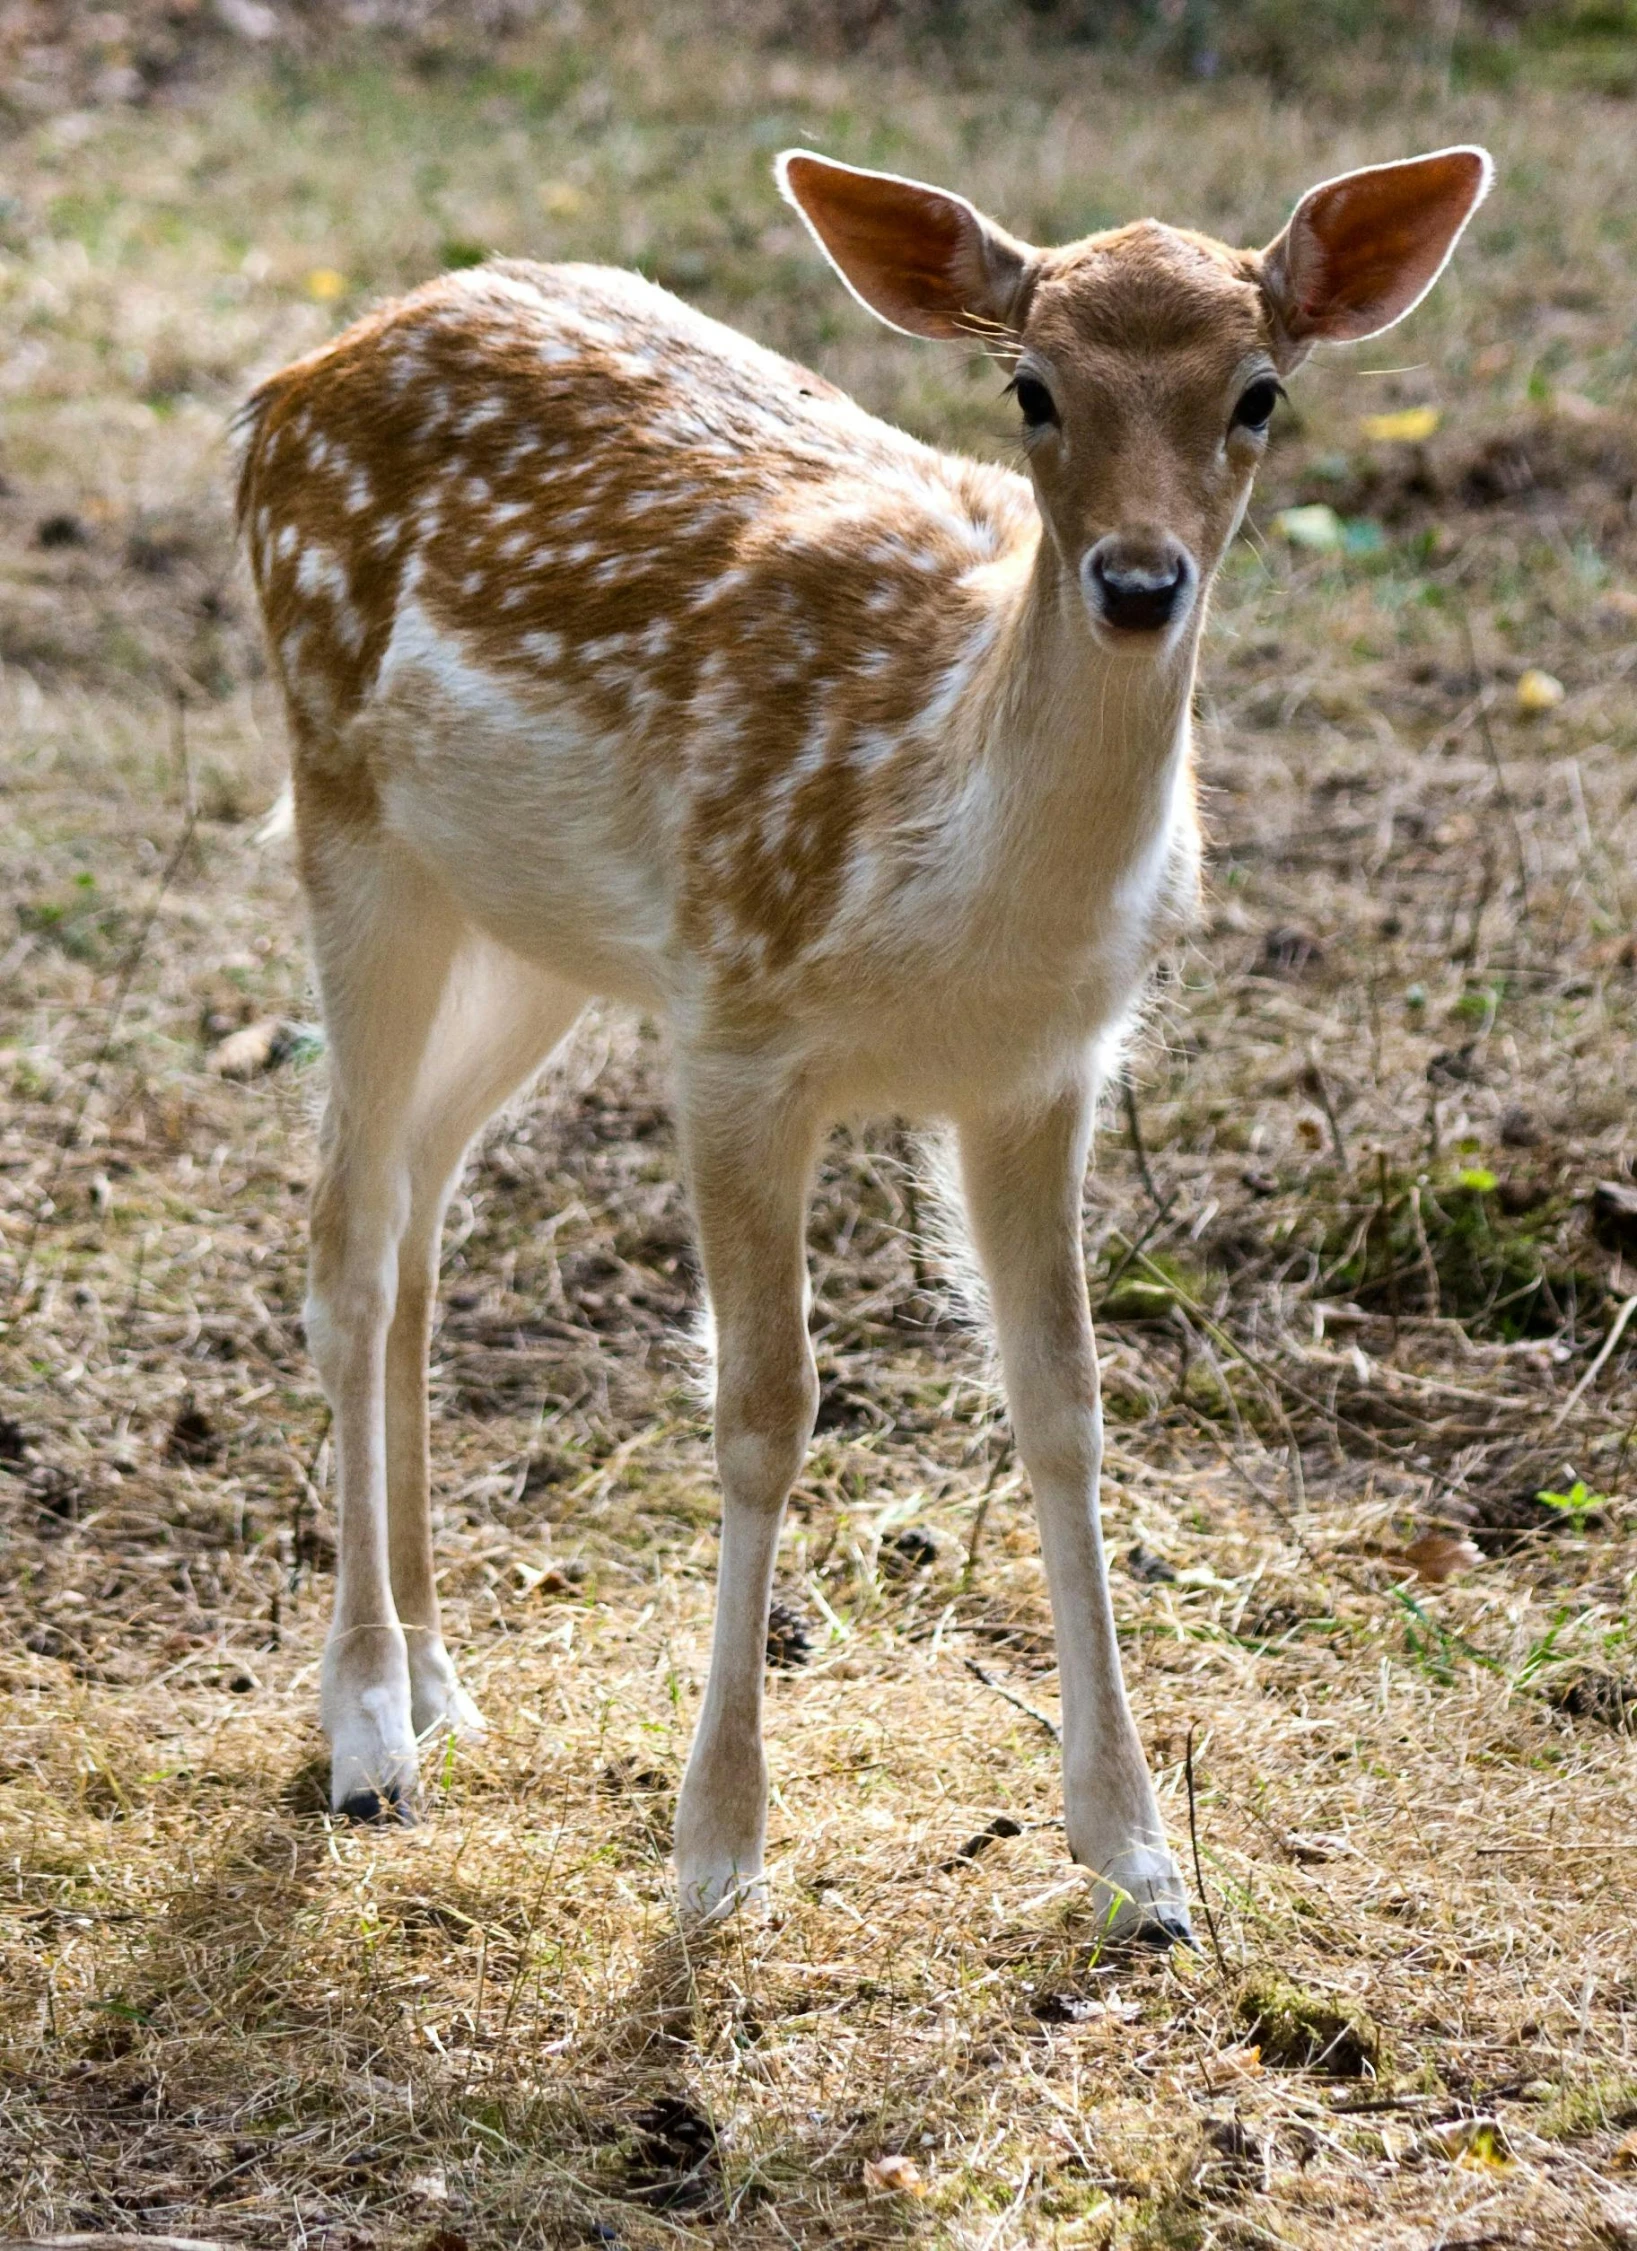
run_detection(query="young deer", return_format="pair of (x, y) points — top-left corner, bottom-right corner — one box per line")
(237, 142), (1490, 1941)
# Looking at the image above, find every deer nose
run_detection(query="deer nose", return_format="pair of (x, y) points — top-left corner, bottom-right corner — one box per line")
(1085, 537), (1195, 634)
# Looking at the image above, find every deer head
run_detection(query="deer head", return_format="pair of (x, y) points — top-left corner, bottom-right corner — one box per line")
(778, 145), (1491, 648)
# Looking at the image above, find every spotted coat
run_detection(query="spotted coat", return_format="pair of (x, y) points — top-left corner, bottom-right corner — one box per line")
(236, 253), (1209, 1100)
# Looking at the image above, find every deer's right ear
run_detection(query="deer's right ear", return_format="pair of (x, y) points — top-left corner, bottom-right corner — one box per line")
(775, 150), (1036, 342)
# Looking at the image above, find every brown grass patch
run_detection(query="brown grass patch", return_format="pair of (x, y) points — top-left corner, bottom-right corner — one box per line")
(1, 18), (1636, 2249)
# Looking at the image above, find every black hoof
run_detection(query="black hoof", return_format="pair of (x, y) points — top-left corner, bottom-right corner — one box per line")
(338, 1786), (416, 1827)
(1133, 1911), (1195, 1950)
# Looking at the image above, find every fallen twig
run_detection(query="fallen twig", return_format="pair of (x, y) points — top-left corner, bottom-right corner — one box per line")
(1548, 1292), (1637, 1432)
(963, 1657), (1061, 1743)
(1184, 1724), (1228, 1977)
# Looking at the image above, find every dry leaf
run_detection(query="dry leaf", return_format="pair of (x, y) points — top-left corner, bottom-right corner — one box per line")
(1401, 1530), (1481, 1584)
(1612, 2128), (1637, 2172)
(1274, 502), (1344, 552)
(1285, 1831), (1354, 1864)
(207, 1018), (294, 1080)
(306, 266), (347, 301)
(863, 2154), (926, 2197)
(1600, 588), (1637, 621)
(1516, 668), (1565, 712)
(540, 180), (585, 216)
(1425, 2116), (1514, 2171)
(1360, 405), (1441, 442)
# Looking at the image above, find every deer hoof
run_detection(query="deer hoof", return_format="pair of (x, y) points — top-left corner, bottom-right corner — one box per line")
(1132, 1906), (1195, 1949)
(338, 1783), (417, 1827)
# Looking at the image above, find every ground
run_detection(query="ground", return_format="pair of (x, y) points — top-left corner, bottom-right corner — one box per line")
(1, 14), (1637, 2249)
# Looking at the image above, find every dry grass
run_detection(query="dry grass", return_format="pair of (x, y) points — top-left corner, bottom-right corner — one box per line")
(1, 16), (1636, 2248)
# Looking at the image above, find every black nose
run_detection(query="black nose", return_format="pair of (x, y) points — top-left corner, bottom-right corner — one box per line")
(1087, 539), (1194, 633)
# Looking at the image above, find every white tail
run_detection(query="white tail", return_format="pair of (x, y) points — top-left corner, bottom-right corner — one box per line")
(237, 142), (1490, 1936)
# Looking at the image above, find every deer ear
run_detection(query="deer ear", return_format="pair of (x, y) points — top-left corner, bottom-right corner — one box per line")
(1260, 146), (1493, 361)
(776, 149), (1036, 342)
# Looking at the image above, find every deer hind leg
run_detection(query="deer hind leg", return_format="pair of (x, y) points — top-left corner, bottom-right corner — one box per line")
(957, 1074), (1191, 1945)
(384, 939), (585, 1743)
(672, 1063), (820, 1920)
(303, 833), (462, 1822)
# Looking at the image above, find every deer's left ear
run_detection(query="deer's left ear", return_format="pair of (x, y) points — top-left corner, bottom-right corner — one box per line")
(1259, 146), (1493, 365)
(776, 149), (1038, 341)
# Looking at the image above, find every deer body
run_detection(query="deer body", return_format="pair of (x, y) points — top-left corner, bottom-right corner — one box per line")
(253, 263), (1194, 1098)
(239, 146), (1490, 1941)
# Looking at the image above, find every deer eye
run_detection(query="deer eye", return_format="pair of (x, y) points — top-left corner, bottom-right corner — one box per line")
(1231, 377), (1283, 434)
(1011, 374), (1058, 430)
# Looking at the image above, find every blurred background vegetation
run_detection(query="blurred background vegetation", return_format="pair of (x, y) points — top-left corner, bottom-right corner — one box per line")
(4, 0), (1637, 115)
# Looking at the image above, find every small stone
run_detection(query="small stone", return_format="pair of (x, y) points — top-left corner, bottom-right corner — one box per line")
(1126, 1544), (1177, 1583)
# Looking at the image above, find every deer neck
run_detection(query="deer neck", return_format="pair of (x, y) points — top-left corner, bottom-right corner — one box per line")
(967, 528), (1201, 899)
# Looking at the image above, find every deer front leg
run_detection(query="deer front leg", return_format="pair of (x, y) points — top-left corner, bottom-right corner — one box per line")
(959, 1077), (1191, 1945)
(673, 1070), (819, 1921)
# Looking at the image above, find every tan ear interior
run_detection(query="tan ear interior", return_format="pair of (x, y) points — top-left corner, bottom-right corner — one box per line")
(777, 150), (1031, 342)
(1267, 146), (1493, 347)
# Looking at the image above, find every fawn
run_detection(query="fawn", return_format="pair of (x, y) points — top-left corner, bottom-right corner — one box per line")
(237, 142), (1490, 1940)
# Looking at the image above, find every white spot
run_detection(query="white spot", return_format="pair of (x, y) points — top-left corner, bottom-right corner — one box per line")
(296, 543), (348, 602)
